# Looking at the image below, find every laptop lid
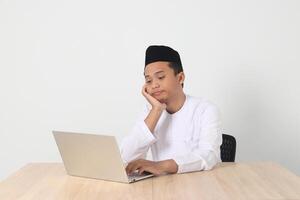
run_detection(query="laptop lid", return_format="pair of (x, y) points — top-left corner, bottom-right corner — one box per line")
(53, 131), (129, 183)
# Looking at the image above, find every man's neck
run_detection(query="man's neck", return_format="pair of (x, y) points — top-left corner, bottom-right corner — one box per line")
(166, 92), (186, 114)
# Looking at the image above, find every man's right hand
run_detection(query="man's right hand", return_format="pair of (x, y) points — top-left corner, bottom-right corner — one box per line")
(142, 85), (166, 111)
(142, 85), (166, 133)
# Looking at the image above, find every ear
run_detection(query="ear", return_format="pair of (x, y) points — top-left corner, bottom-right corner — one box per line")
(177, 72), (185, 85)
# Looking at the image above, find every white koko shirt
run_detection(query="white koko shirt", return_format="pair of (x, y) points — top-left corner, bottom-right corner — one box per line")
(120, 94), (222, 173)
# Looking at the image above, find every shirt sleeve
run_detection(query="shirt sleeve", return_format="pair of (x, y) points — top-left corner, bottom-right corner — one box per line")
(120, 104), (158, 164)
(172, 103), (223, 173)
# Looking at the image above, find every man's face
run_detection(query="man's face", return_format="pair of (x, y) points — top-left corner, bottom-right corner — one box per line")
(144, 61), (183, 103)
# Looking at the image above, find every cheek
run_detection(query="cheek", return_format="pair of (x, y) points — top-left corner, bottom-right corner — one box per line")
(161, 80), (172, 91)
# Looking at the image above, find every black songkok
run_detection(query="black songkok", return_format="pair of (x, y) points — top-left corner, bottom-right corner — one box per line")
(145, 45), (182, 68)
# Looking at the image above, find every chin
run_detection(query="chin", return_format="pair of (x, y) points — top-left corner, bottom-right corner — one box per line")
(156, 97), (167, 104)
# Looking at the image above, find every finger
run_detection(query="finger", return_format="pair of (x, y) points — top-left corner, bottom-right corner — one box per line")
(138, 167), (145, 175)
(143, 90), (155, 100)
(125, 163), (133, 175)
(126, 160), (138, 175)
(142, 86), (149, 97)
(132, 162), (143, 174)
(142, 85), (147, 94)
(128, 161), (142, 175)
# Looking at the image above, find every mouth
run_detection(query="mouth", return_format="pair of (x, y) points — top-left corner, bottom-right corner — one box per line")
(152, 91), (163, 96)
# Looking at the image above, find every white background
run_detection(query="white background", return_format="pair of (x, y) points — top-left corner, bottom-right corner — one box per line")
(1, 0), (299, 180)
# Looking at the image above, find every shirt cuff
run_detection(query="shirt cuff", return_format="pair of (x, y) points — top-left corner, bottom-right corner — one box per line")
(172, 155), (207, 174)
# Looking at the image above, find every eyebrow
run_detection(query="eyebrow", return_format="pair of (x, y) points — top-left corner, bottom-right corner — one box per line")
(144, 70), (165, 78)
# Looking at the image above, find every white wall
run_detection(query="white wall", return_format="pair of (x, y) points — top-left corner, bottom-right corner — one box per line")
(1, 0), (299, 180)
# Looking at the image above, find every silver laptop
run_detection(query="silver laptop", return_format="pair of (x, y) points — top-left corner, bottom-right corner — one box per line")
(53, 131), (154, 183)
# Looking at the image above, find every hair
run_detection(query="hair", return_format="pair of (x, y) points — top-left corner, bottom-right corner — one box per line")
(168, 62), (184, 88)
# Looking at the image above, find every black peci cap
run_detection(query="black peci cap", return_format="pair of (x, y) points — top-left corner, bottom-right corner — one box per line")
(145, 45), (182, 69)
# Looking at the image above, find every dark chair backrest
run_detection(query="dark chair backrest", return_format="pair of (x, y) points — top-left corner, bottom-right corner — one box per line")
(220, 134), (236, 162)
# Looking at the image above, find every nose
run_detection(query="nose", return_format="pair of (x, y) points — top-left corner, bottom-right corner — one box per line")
(151, 80), (160, 89)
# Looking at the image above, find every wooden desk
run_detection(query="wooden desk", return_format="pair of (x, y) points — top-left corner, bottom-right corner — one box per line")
(0, 162), (300, 200)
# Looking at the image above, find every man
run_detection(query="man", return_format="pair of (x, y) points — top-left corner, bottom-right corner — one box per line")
(121, 45), (222, 176)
